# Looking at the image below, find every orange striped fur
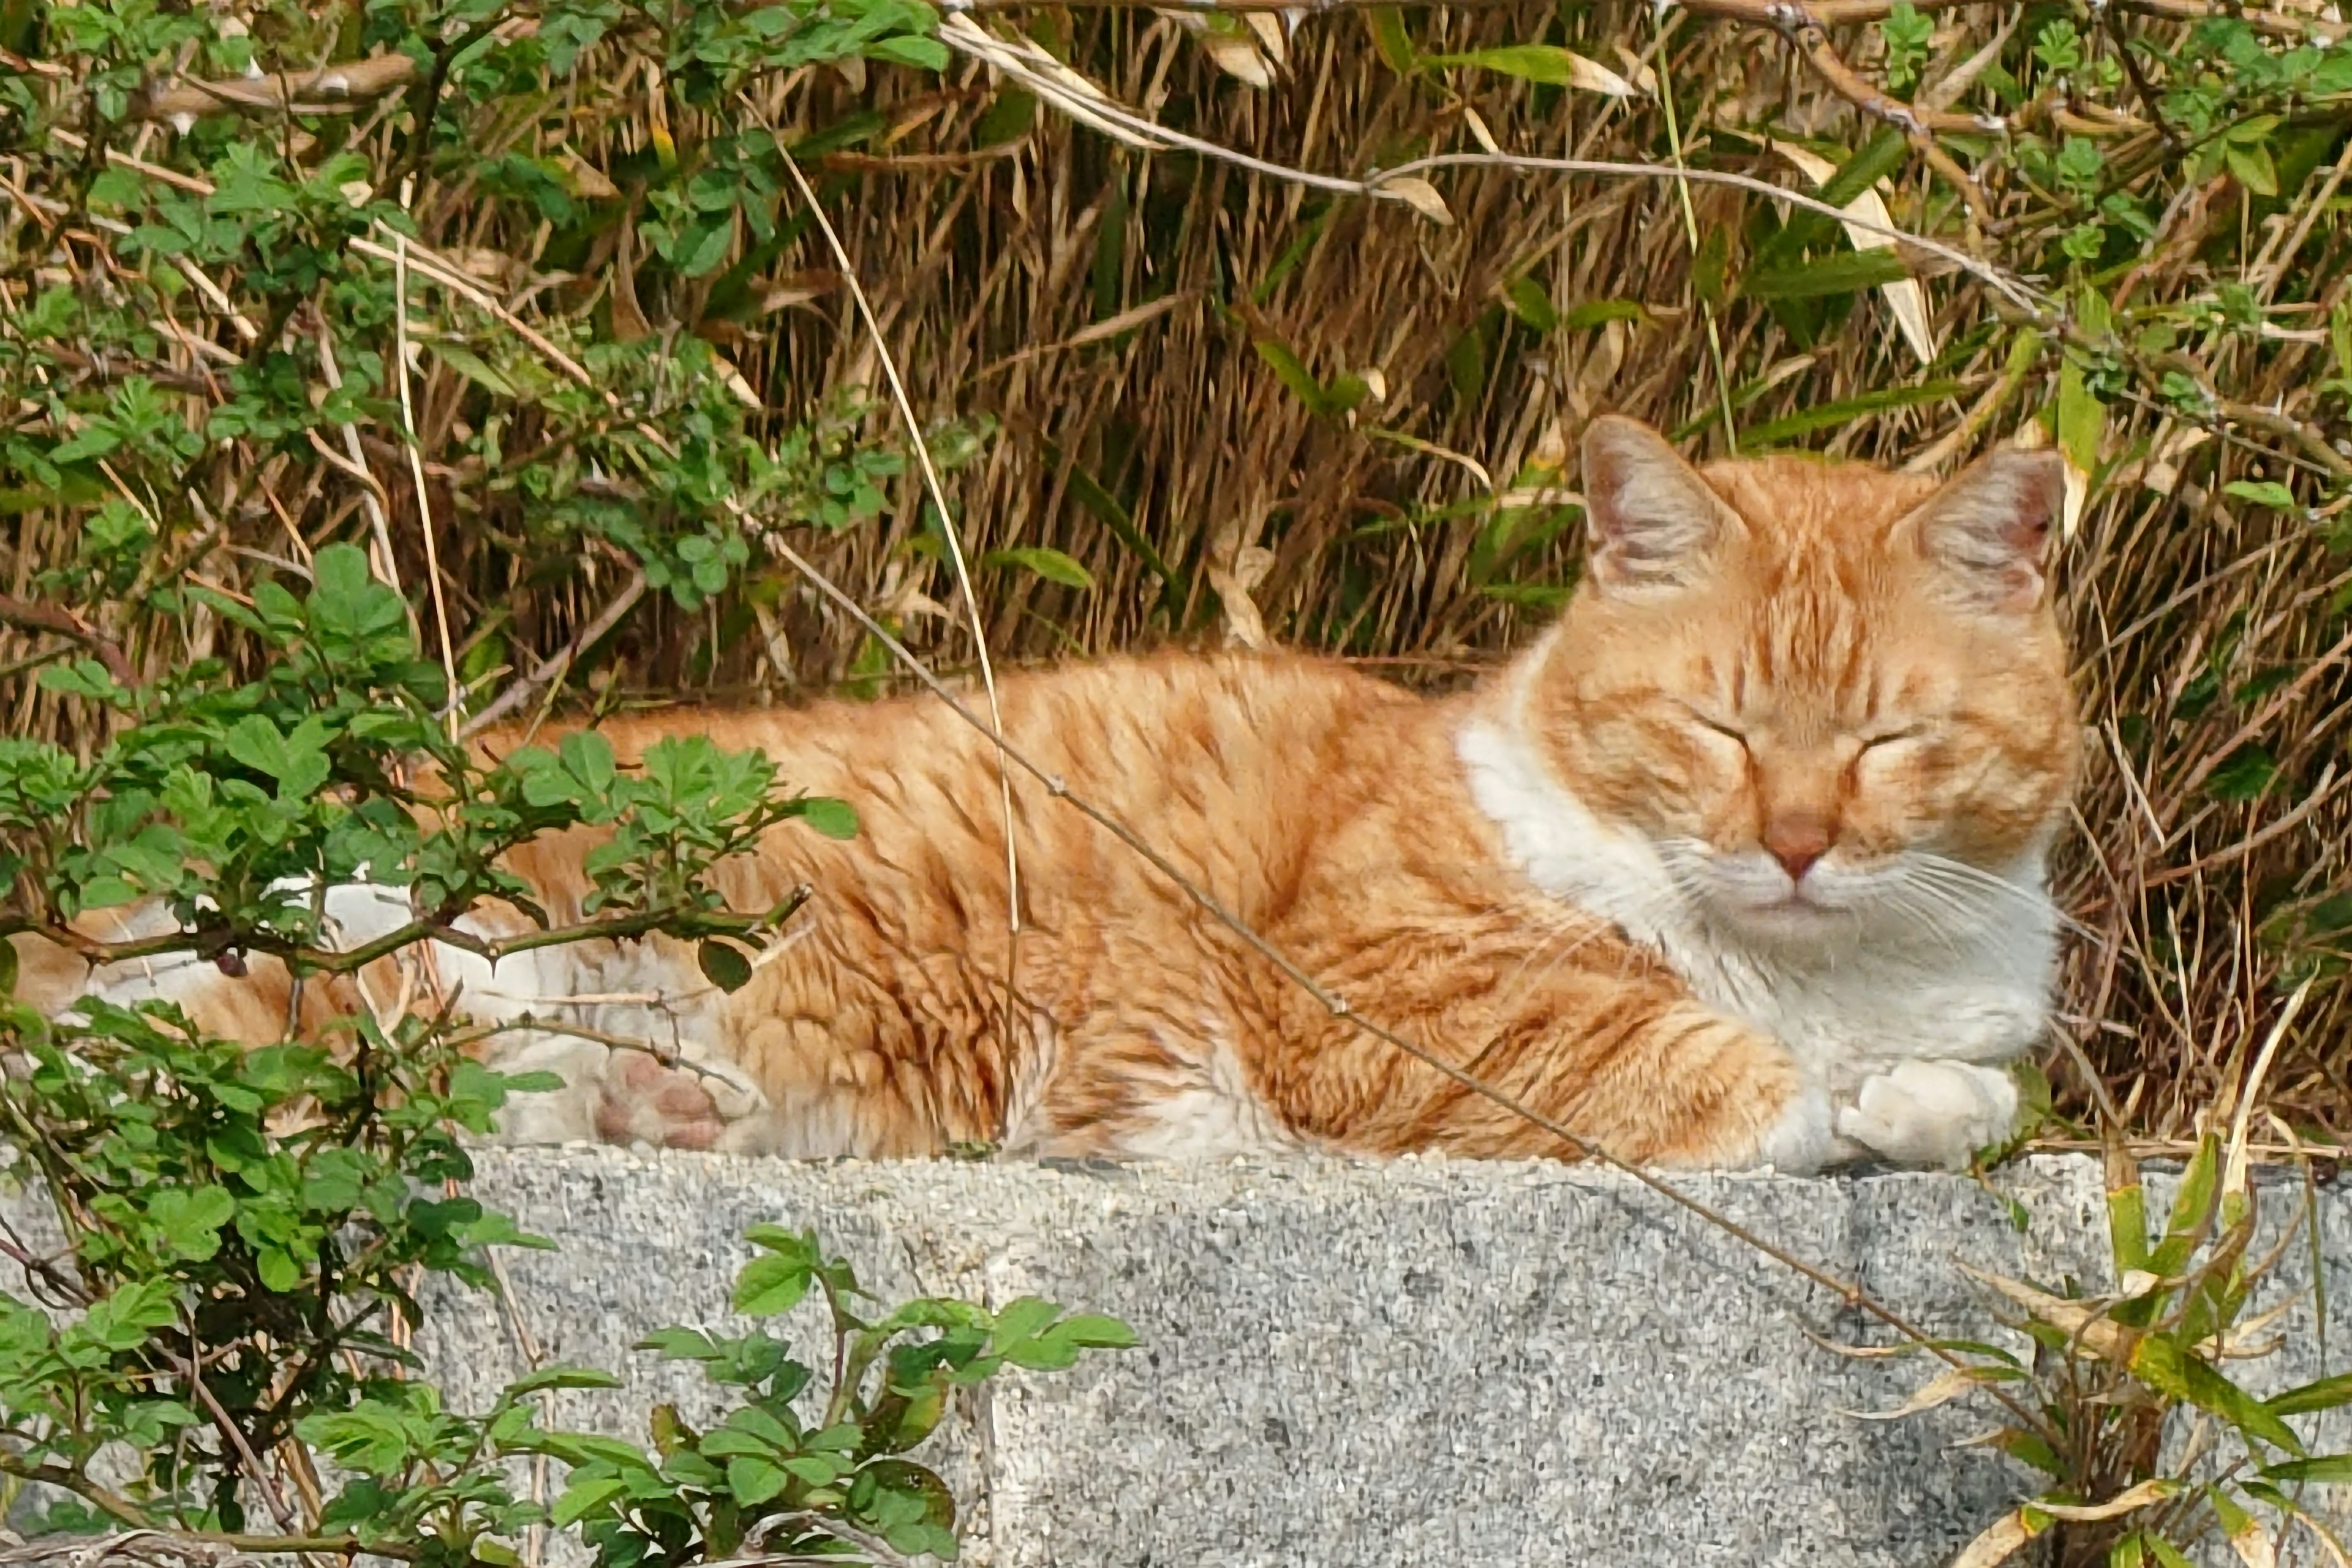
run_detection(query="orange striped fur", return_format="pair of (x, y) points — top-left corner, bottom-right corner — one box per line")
(18, 418), (2079, 1170)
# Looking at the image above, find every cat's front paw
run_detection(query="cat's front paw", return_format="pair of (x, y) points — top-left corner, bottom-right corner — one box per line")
(593, 1039), (769, 1150)
(479, 1030), (769, 1151)
(1835, 1060), (2018, 1170)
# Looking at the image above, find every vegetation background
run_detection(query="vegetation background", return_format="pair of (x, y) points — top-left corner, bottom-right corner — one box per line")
(6, 0), (2352, 1145)
(9, 0), (2352, 1559)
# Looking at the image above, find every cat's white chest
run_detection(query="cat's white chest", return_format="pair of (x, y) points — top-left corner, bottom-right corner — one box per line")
(1651, 934), (2051, 1099)
(1455, 712), (2058, 1095)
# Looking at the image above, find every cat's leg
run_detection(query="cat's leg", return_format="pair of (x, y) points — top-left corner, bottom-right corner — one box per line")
(1833, 1059), (2019, 1170)
(1568, 1000), (1839, 1172)
(1319, 973), (1840, 1172)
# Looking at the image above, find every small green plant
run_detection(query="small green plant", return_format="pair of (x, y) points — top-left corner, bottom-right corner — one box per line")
(1854, 1131), (2352, 1567)
(556, 1229), (1135, 1566)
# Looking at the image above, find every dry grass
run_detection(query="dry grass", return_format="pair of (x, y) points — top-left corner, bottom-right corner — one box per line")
(6, 0), (2351, 1143)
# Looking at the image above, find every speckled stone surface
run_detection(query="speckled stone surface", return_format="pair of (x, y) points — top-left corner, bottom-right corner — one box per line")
(17, 1146), (2349, 1565)
(417, 1149), (2163, 1567)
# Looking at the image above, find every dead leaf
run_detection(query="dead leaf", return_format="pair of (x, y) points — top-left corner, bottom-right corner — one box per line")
(1838, 1367), (1985, 1420)
(711, 351), (761, 410)
(559, 150), (620, 200)
(1561, 49), (1640, 96)
(1169, 13), (1273, 87)
(1951, 1509), (2040, 1568)
(1463, 104), (1501, 155)
(1959, 1266), (2130, 1359)
(1609, 41), (1659, 94)
(610, 200), (652, 344)
(1206, 530), (1275, 650)
(2231, 1515), (2280, 1568)
(1242, 10), (1287, 67)
(2032, 1480), (2177, 1521)
(1376, 176), (1453, 225)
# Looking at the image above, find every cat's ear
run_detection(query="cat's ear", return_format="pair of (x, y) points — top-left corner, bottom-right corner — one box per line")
(1579, 415), (1738, 594)
(1903, 447), (2068, 613)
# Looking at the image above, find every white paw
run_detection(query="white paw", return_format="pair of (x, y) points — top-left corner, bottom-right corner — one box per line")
(1835, 1060), (2019, 1170)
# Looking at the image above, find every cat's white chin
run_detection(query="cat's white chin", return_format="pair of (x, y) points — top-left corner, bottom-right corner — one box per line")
(1702, 894), (1860, 950)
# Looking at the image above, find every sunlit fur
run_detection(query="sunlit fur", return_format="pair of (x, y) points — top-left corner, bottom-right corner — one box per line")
(15, 418), (2078, 1172)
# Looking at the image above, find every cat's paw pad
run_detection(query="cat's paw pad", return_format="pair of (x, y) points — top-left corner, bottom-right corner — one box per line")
(1836, 1060), (2018, 1170)
(594, 1044), (767, 1152)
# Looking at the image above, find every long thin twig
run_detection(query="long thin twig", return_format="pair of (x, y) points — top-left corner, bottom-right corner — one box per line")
(391, 183), (461, 737)
(933, 21), (2047, 314)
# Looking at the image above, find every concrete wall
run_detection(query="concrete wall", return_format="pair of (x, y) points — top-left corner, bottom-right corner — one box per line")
(407, 1150), (2352, 1567)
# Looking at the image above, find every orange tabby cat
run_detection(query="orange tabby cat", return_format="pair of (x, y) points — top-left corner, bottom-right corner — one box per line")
(20, 416), (2079, 1170)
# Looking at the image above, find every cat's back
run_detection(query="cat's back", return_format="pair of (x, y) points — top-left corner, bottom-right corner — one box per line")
(490, 650), (1431, 908)
(526, 649), (1402, 792)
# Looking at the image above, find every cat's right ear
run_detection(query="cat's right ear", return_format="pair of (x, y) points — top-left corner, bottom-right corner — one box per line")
(1579, 415), (1738, 594)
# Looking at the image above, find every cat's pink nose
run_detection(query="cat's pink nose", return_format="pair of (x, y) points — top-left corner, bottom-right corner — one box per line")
(1763, 813), (1834, 883)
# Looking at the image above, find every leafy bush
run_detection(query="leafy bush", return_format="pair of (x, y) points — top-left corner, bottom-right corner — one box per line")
(1863, 1132), (2352, 1567)
(0, 553), (1132, 1561)
(1, 0), (1122, 1515)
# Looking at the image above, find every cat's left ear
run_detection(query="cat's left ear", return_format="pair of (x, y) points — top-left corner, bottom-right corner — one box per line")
(1580, 415), (1743, 594)
(1901, 447), (2068, 614)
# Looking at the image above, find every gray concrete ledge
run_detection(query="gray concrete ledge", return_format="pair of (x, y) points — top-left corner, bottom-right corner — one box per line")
(409, 1150), (2352, 1567)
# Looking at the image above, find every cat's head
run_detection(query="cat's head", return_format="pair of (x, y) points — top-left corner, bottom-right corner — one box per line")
(1521, 414), (2079, 947)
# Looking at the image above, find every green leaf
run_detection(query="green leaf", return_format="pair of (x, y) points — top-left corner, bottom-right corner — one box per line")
(550, 1474), (630, 1528)
(2108, 1180), (2150, 1275)
(2224, 480), (2299, 511)
(2225, 141), (2278, 197)
(49, 425), (122, 466)
(1422, 43), (1585, 86)
(734, 1252), (814, 1317)
(2268, 1371), (2352, 1417)
(638, 1327), (720, 1360)
(1736, 380), (1966, 447)
(675, 217), (736, 277)
(2206, 744), (2277, 803)
(75, 1278), (179, 1351)
(1557, 298), (1649, 332)
(2130, 1335), (2303, 1453)
(2162, 1136), (2221, 1255)
(699, 940), (755, 995)
(1365, 4), (1416, 73)
(505, 1366), (625, 1396)
(1814, 130), (1912, 213)
(797, 797), (859, 840)
(256, 1247), (304, 1292)
(869, 34), (948, 69)
(726, 1455), (789, 1504)
(430, 342), (518, 399)
(1740, 247), (1913, 300)
(1253, 338), (1332, 413)
(2260, 1453), (2352, 1485)
(1503, 276), (1559, 332)
(982, 546), (1095, 591)
(148, 1186), (236, 1262)
(2057, 356), (2106, 478)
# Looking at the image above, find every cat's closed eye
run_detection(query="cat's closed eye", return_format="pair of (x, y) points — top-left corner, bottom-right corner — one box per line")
(1676, 705), (1749, 747)
(1855, 726), (1928, 754)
